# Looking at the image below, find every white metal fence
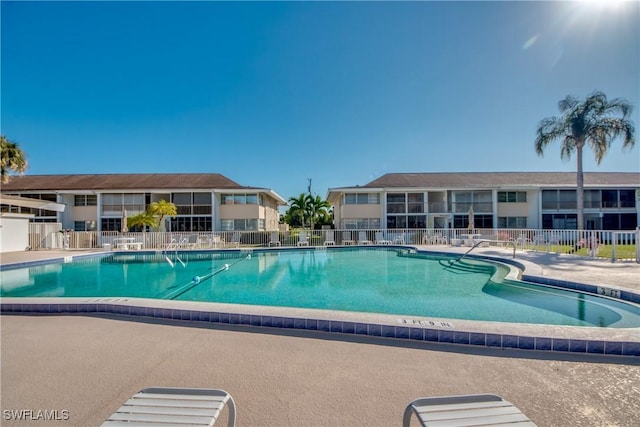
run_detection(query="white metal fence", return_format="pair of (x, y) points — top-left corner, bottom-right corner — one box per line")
(27, 225), (639, 263)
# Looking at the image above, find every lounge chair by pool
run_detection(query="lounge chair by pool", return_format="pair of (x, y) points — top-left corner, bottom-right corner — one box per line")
(403, 393), (535, 426)
(297, 230), (309, 246)
(342, 231), (355, 245)
(324, 230), (336, 246)
(101, 387), (236, 427)
(269, 231), (281, 247)
(375, 231), (392, 245)
(358, 231), (373, 245)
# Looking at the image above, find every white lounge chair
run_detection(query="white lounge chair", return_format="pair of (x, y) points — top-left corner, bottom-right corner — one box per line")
(269, 231), (281, 247)
(228, 232), (241, 248)
(403, 394), (535, 427)
(324, 230), (336, 246)
(211, 234), (225, 248)
(357, 231), (372, 245)
(297, 230), (309, 246)
(101, 387), (237, 427)
(392, 232), (406, 245)
(342, 231), (355, 245)
(375, 231), (391, 245)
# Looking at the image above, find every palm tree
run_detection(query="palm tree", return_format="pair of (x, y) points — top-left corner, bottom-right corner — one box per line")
(287, 193), (310, 228)
(306, 195), (331, 230)
(535, 91), (635, 230)
(1, 136), (28, 183)
(147, 199), (177, 231)
(127, 211), (158, 232)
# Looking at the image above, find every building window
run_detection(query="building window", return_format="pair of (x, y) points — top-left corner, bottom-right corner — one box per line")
(386, 193), (406, 213)
(344, 193), (380, 205)
(497, 191), (527, 203)
(603, 189), (636, 208)
(453, 191), (492, 213)
(32, 218), (57, 223)
(74, 221), (97, 231)
(558, 190), (576, 209)
(407, 193), (424, 213)
(222, 194), (261, 205)
(498, 217), (527, 228)
(386, 193), (427, 229)
(454, 214), (493, 229)
(74, 195), (97, 206)
(619, 190), (636, 208)
(344, 218), (381, 229)
(170, 216), (212, 232)
(101, 218), (122, 232)
(102, 193), (145, 213)
(386, 216), (407, 229)
(584, 190), (601, 209)
(407, 215), (426, 228)
(542, 190), (577, 210)
(542, 214), (577, 230)
(603, 213), (638, 230)
(219, 218), (262, 231)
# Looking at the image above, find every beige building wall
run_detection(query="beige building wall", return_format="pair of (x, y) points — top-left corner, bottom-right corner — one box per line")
(340, 205), (382, 219)
(73, 206), (99, 222)
(334, 204), (383, 228)
(497, 203), (528, 217)
(218, 195), (281, 230)
(219, 204), (260, 219)
(258, 195), (282, 230)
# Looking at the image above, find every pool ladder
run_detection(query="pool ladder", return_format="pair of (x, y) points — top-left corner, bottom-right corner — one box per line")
(448, 239), (516, 266)
(163, 238), (186, 268)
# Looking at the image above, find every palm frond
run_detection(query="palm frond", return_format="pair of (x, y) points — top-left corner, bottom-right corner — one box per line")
(558, 95), (578, 113)
(534, 116), (564, 156)
(560, 136), (576, 160)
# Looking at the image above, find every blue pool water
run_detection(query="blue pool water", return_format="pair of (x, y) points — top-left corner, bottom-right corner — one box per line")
(1, 248), (639, 328)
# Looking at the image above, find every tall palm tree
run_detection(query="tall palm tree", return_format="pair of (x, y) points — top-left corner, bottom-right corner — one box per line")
(147, 199), (177, 231)
(288, 193), (310, 228)
(1, 136), (28, 183)
(306, 195), (331, 230)
(535, 91), (635, 230)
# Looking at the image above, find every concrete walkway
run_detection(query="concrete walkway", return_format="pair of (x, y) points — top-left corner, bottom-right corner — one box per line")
(1, 248), (639, 426)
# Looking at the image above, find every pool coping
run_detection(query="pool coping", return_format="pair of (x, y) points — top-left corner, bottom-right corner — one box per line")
(2, 247), (639, 357)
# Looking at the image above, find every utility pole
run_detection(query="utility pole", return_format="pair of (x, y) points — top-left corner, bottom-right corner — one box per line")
(307, 178), (312, 195)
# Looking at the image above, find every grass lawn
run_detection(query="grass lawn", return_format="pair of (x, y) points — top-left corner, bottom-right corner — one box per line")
(526, 243), (637, 259)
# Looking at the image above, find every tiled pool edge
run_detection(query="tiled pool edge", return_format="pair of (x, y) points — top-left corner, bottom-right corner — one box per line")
(2, 300), (639, 357)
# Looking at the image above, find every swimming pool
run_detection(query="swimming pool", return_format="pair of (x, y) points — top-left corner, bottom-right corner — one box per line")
(2, 247), (639, 328)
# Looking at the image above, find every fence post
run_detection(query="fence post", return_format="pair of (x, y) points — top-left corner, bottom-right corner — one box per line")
(611, 232), (617, 263)
(634, 227), (640, 264)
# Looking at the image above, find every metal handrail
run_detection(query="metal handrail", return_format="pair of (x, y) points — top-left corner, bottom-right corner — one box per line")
(448, 239), (516, 266)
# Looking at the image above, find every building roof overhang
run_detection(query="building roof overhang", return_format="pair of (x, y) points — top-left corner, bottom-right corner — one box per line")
(0, 195), (66, 212)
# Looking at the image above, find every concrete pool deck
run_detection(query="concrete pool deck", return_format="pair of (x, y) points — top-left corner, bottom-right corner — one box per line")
(1, 247), (640, 426)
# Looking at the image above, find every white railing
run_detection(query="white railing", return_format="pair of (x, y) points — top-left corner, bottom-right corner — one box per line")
(26, 227), (639, 263)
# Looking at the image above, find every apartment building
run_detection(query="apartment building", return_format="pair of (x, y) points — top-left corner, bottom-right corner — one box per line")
(0, 173), (287, 232)
(327, 172), (640, 231)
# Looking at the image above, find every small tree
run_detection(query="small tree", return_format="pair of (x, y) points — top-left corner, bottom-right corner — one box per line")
(287, 193), (310, 228)
(127, 211), (158, 232)
(306, 195), (331, 230)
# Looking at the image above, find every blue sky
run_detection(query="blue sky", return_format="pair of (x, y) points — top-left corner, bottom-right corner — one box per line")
(2, 0), (638, 202)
